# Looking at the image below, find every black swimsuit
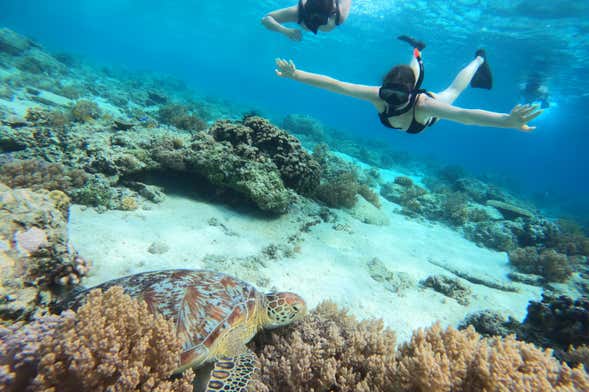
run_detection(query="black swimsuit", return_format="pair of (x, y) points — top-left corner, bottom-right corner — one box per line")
(378, 91), (438, 134)
(297, 0), (341, 27)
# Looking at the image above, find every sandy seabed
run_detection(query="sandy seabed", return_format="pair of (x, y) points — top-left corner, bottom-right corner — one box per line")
(69, 162), (541, 342)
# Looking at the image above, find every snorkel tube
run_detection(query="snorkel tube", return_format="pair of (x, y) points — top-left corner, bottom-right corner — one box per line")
(413, 47), (424, 91)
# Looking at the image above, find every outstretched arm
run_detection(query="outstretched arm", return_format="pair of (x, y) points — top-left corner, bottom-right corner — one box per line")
(275, 58), (381, 106)
(261, 7), (302, 41)
(421, 96), (543, 131)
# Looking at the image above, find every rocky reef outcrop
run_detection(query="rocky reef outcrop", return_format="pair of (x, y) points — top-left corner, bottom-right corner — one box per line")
(0, 113), (322, 213)
(0, 183), (89, 322)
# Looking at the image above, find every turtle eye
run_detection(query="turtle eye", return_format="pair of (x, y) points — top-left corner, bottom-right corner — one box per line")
(292, 305), (300, 312)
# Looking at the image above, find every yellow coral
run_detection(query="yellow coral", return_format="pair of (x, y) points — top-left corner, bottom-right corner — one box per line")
(120, 196), (138, 211)
(251, 303), (589, 392)
(30, 287), (193, 391)
(250, 301), (397, 392)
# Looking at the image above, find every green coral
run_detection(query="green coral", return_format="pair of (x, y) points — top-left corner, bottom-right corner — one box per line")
(440, 191), (469, 226)
(314, 170), (358, 209)
(211, 117), (321, 196)
(508, 247), (572, 283)
(71, 100), (101, 122)
(70, 176), (116, 208)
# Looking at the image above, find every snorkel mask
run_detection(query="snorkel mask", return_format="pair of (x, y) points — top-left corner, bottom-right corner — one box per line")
(379, 48), (425, 115)
(379, 82), (412, 109)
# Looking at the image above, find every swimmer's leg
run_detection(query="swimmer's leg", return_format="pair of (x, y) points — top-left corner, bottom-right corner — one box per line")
(435, 55), (485, 104)
(410, 55), (420, 82)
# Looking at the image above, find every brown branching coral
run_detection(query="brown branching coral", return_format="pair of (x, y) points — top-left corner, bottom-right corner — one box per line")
(509, 247), (572, 282)
(250, 302), (589, 392)
(396, 324), (589, 391)
(0, 287), (194, 392)
(357, 184), (381, 208)
(0, 159), (88, 194)
(250, 300), (397, 392)
(314, 170), (359, 209)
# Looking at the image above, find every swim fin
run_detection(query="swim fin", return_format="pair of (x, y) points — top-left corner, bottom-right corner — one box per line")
(471, 49), (493, 89)
(397, 35), (426, 51)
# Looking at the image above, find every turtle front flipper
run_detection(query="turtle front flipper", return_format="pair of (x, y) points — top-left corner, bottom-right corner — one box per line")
(206, 350), (258, 392)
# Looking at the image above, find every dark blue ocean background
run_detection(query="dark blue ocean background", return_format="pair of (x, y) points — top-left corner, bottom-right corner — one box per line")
(2, 0), (588, 222)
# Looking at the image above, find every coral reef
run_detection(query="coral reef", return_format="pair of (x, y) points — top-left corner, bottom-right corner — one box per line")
(421, 275), (472, 306)
(250, 302), (589, 391)
(24, 107), (70, 128)
(394, 323), (587, 392)
(0, 27), (33, 55)
(70, 100), (101, 122)
(486, 199), (534, 220)
(367, 258), (414, 294)
(509, 247), (573, 283)
(357, 184), (381, 208)
(0, 287), (194, 391)
(282, 113), (326, 143)
(211, 116), (321, 195)
(314, 170), (358, 208)
(458, 310), (519, 337)
(0, 159), (87, 194)
(562, 345), (589, 372)
(250, 301), (398, 392)
(380, 179), (430, 217)
(312, 144), (382, 209)
(0, 183), (89, 322)
(464, 220), (519, 251)
(518, 294), (589, 353)
(158, 103), (206, 132)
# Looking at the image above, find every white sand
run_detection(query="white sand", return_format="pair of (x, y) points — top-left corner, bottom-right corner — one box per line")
(69, 182), (542, 343)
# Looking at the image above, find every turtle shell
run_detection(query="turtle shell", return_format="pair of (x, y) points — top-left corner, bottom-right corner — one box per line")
(62, 269), (260, 367)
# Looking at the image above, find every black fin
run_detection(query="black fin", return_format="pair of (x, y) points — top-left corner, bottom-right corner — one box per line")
(397, 35), (426, 51)
(471, 49), (493, 89)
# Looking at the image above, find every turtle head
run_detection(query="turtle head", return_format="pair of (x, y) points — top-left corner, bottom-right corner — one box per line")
(263, 292), (307, 328)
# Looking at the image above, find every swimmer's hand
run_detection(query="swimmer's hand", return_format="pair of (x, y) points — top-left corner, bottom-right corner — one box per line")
(275, 58), (297, 78)
(285, 28), (302, 41)
(507, 104), (543, 132)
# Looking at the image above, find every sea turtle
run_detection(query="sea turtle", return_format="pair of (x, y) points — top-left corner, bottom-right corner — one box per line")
(60, 269), (307, 391)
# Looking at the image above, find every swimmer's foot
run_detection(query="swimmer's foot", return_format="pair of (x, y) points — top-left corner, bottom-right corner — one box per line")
(398, 35), (426, 51)
(471, 49), (493, 89)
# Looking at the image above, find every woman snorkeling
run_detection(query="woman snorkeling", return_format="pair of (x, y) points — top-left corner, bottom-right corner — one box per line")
(275, 36), (543, 132)
(262, 0), (352, 41)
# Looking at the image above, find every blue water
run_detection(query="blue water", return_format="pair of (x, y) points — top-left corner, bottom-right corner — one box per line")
(2, 0), (589, 220)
